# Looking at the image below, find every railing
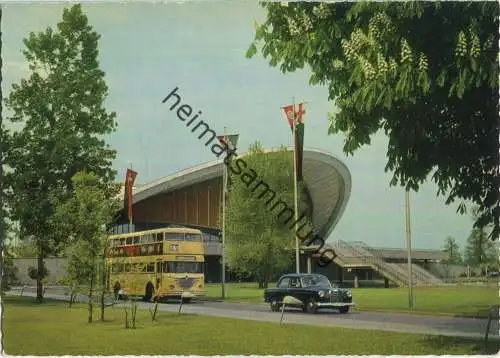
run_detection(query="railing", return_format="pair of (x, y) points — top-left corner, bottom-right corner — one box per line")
(409, 263), (445, 285)
(336, 240), (409, 286)
(353, 241), (438, 285)
(349, 241), (444, 286)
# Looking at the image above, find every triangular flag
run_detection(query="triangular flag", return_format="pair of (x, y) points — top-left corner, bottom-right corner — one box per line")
(217, 134), (239, 151)
(124, 168), (138, 223)
(281, 103), (306, 181)
(282, 103), (306, 130)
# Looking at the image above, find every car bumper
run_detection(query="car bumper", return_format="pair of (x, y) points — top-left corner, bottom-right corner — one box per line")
(316, 301), (356, 308)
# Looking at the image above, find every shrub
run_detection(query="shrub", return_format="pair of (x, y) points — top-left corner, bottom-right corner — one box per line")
(27, 263), (50, 281)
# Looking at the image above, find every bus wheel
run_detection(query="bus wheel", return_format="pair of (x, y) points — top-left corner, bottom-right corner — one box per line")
(143, 282), (154, 302)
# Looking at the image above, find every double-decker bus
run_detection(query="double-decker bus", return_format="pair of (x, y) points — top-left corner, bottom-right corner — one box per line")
(106, 227), (205, 302)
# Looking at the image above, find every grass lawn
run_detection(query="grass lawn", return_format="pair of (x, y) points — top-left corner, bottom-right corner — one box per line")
(205, 282), (498, 317)
(2, 296), (499, 355)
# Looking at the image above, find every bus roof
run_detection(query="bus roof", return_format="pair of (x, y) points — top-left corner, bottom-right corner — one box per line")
(108, 227), (203, 240)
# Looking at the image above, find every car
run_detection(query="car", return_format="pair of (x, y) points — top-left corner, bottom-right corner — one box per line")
(264, 273), (355, 314)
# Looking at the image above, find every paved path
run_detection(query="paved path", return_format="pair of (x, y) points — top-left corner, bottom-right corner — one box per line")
(6, 287), (499, 340)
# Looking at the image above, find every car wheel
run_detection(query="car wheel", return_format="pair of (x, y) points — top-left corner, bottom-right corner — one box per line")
(339, 306), (349, 314)
(270, 299), (280, 312)
(304, 298), (317, 314)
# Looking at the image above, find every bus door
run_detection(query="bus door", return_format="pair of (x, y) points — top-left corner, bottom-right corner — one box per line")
(155, 260), (163, 290)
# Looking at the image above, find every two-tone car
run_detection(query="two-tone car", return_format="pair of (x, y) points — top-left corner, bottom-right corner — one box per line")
(264, 273), (355, 314)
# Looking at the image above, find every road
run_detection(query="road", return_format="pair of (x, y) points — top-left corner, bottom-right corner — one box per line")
(6, 286), (499, 340)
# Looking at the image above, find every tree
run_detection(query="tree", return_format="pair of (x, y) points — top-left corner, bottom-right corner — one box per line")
(4, 4), (117, 302)
(442, 236), (462, 265)
(464, 206), (498, 272)
(51, 171), (120, 323)
(225, 142), (309, 288)
(1, 247), (19, 294)
(464, 228), (496, 270)
(247, 1), (499, 240)
(0, 7), (6, 297)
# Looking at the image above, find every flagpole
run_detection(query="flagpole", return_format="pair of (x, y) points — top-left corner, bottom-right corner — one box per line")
(292, 97), (300, 274)
(221, 127), (227, 299)
(128, 162), (133, 232)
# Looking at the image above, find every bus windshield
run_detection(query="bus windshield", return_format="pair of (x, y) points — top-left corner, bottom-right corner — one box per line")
(166, 261), (203, 273)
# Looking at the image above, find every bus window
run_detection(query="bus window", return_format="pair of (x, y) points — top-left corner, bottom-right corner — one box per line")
(156, 233), (163, 242)
(185, 233), (201, 242)
(166, 233), (184, 241)
(111, 264), (123, 273)
(141, 234), (154, 244)
(133, 237), (140, 244)
(126, 237), (133, 245)
(120, 238), (126, 246)
(146, 263), (155, 273)
(166, 262), (203, 274)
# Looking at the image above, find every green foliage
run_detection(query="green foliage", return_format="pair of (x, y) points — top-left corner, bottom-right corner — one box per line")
(225, 143), (305, 286)
(1, 248), (19, 293)
(248, 1), (499, 239)
(10, 236), (39, 258)
(51, 170), (120, 322)
(442, 236), (462, 265)
(464, 228), (497, 268)
(3, 4), (117, 301)
(27, 263), (49, 281)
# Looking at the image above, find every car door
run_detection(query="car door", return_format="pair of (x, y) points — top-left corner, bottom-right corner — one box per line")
(274, 276), (290, 301)
(288, 276), (302, 300)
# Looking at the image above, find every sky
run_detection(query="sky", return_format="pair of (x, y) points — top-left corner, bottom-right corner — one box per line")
(2, 1), (475, 250)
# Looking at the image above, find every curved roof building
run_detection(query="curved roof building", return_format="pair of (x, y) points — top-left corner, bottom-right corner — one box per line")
(118, 148), (351, 242)
(114, 148), (449, 286)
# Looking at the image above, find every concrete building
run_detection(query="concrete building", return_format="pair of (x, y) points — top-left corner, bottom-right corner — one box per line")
(111, 148), (449, 287)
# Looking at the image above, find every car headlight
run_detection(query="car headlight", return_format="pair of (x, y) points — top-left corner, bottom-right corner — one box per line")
(346, 291), (352, 296)
(318, 291), (325, 298)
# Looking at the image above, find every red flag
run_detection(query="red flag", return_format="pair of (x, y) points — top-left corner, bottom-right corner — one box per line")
(217, 134), (239, 151)
(125, 168), (138, 222)
(282, 103), (306, 130)
(282, 103), (306, 181)
(217, 135), (228, 147)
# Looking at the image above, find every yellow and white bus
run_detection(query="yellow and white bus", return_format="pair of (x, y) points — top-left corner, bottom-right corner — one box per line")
(106, 227), (205, 302)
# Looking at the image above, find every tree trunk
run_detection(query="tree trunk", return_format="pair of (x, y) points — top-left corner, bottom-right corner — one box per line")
(36, 248), (44, 303)
(100, 259), (105, 321)
(88, 254), (95, 324)
(88, 280), (93, 324)
(258, 278), (268, 289)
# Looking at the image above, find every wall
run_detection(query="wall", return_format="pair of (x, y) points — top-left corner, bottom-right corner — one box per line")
(427, 262), (480, 279)
(133, 178), (222, 228)
(12, 258), (68, 285)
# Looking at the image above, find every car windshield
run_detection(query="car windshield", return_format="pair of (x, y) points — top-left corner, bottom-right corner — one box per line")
(301, 275), (331, 288)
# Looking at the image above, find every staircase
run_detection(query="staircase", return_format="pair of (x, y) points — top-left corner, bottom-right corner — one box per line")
(333, 240), (444, 287)
(351, 241), (445, 286)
